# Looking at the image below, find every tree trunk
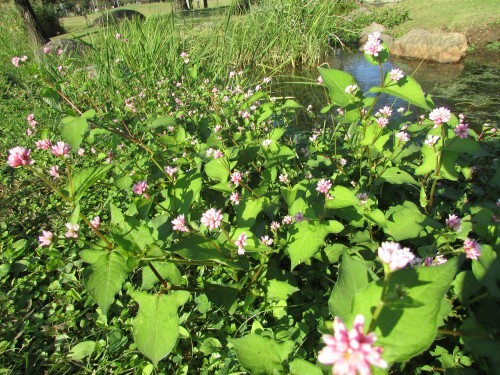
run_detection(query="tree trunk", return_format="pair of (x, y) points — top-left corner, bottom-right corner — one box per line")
(174, 0), (192, 10)
(14, 0), (50, 46)
(203, 0), (208, 8)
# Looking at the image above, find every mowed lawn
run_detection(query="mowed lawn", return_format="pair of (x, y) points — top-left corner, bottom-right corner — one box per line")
(392, 0), (499, 35)
(61, 0), (234, 36)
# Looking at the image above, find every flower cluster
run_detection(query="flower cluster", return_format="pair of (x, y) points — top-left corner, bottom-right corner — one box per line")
(463, 238), (481, 260)
(378, 241), (415, 271)
(429, 107), (451, 127)
(363, 32), (384, 57)
(200, 208), (223, 230)
(318, 315), (387, 375)
(7, 147), (33, 168)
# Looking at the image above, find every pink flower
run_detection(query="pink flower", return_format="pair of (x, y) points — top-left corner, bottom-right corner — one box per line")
(38, 230), (53, 247)
(378, 241), (415, 271)
(234, 232), (247, 255)
(424, 135), (440, 147)
(115, 33), (121, 39)
(43, 47), (51, 54)
(429, 107), (451, 127)
(345, 85), (358, 94)
(261, 235), (273, 246)
(11, 56), (21, 67)
(65, 223), (79, 238)
(294, 212), (304, 222)
(317, 179), (332, 195)
(36, 139), (52, 150)
(454, 123), (469, 138)
(165, 166), (178, 177)
(377, 106), (392, 117)
(389, 68), (404, 82)
(132, 180), (147, 195)
(77, 148), (85, 156)
(172, 214), (189, 232)
(90, 216), (101, 229)
(49, 166), (60, 178)
(231, 171), (243, 186)
(7, 147), (33, 168)
(376, 117), (389, 128)
(282, 215), (293, 225)
(339, 158), (347, 166)
(446, 214), (461, 231)
(357, 192), (368, 205)
(396, 131), (410, 142)
(20, 55), (28, 62)
(262, 139), (272, 147)
(463, 238), (481, 260)
(213, 150), (224, 159)
(363, 32), (384, 57)
(200, 208), (223, 230)
(317, 76), (323, 85)
(51, 141), (70, 157)
(318, 314), (387, 375)
(279, 174), (289, 184)
(57, 49), (63, 55)
(270, 221), (281, 231)
(230, 192), (240, 205)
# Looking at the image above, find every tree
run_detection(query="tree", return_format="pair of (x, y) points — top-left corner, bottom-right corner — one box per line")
(203, 0), (208, 8)
(14, 0), (49, 45)
(174, 0), (192, 10)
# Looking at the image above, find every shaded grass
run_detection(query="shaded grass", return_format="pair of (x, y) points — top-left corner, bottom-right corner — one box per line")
(61, 0), (234, 34)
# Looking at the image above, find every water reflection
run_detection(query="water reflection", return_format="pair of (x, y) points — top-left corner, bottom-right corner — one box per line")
(274, 51), (499, 129)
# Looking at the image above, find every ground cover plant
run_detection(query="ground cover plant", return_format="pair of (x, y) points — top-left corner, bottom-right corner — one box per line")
(2, 5), (500, 375)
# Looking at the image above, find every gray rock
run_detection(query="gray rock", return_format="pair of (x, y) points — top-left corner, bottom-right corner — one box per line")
(391, 29), (467, 63)
(41, 39), (90, 57)
(93, 9), (146, 27)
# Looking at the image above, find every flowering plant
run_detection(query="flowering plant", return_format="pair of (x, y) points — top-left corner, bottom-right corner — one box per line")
(4, 29), (498, 374)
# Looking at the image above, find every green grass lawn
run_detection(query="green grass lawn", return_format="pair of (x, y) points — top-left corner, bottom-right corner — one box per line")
(60, 0), (233, 35)
(391, 0), (499, 36)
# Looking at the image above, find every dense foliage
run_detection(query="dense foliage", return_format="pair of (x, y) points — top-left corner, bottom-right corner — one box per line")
(1, 9), (499, 375)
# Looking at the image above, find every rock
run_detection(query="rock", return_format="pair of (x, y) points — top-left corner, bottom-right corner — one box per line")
(93, 9), (146, 27)
(358, 23), (393, 51)
(391, 29), (467, 63)
(41, 39), (90, 57)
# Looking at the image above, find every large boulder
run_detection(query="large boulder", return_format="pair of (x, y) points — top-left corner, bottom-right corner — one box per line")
(93, 9), (146, 27)
(391, 29), (467, 63)
(359, 23), (394, 51)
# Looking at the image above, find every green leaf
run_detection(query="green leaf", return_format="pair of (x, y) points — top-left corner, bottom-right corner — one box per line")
(235, 196), (268, 228)
(61, 115), (89, 150)
(385, 201), (440, 241)
(472, 245), (500, 298)
(376, 167), (419, 186)
(171, 237), (244, 269)
(329, 252), (373, 320)
(266, 279), (299, 301)
(415, 144), (437, 176)
(289, 358), (322, 375)
(325, 186), (360, 209)
(199, 337), (222, 355)
(40, 86), (62, 111)
(83, 250), (130, 315)
(69, 164), (113, 202)
(318, 67), (357, 107)
(205, 283), (239, 311)
(288, 220), (344, 270)
(68, 341), (96, 361)
(131, 291), (187, 366)
(444, 138), (486, 156)
(141, 262), (181, 291)
(231, 334), (294, 375)
(205, 158), (230, 182)
(351, 257), (460, 363)
(371, 75), (431, 110)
